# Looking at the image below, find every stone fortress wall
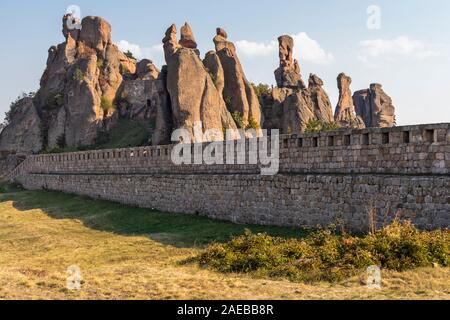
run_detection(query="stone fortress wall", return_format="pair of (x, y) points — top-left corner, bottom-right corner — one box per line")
(9, 123), (450, 232)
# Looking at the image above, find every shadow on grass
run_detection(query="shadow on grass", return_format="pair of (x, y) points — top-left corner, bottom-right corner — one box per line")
(0, 186), (308, 248)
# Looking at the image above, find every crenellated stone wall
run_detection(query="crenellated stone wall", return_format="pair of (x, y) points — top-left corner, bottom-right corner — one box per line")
(8, 123), (450, 232)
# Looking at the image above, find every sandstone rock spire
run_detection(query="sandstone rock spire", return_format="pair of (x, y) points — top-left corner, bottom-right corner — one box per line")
(213, 27), (262, 130)
(179, 23), (197, 49)
(162, 23), (238, 142)
(334, 73), (365, 128)
(307, 74), (334, 123)
(274, 35), (305, 89)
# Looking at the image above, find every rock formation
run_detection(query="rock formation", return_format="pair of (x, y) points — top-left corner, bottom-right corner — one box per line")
(34, 14), (138, 149)
(307, 74), (334, 123)
(162, 23), (238, 142)
(117, 60), (172, 146)
(353, 84), (396, 128)
(334, 73), (365, 129)
(274, 35), (305, 89)
(0, 97), (43, 154)
(213, 28), (262, 129)
(1, 15), (399, 156)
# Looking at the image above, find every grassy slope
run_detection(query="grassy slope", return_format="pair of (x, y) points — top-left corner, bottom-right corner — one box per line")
(0, 185), (448, 300)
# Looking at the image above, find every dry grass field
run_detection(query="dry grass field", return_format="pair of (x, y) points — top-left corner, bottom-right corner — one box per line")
(0, 184), (448, 300)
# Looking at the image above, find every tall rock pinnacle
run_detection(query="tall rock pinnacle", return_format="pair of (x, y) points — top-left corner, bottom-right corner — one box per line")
(334, 73), (365, 128)
(274, 35), (305, 89)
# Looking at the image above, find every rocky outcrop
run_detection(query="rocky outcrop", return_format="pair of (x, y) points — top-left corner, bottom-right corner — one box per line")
(135, 59), (160, 80)
(274, 35), (305, 89)
(353, 84), (396, 128)
(163, 24), (238, 142)
(118, 61), (172, 146)
(0, 97), (43, 154)
(213, 28), (262, 129)
(334, 73), (365, 129)
(34, 14), (137, 149)
(179, 23), (198, 50)
(307, 74), (334, 123)
(203, 51), (225, 94)
(281, 89), (316, 134)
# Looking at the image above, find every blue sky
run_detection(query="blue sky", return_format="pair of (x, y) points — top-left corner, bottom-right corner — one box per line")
(1, 0), (449, 125)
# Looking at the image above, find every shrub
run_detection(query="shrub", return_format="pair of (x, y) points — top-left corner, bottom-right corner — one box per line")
(73, 68), (85, 82)
(247, 117), (260, 130)
(231, 111), (245, 129)
(124, 50), (136, 60)
(305, 119), (340, 133)
(45, 93), (64, 109)
(100, 97), (115, 112)
(251, 83), (271, 98)
(4, 92), (35, 124)
(96, 59), (105, 69)
(197, 221), (449, 283)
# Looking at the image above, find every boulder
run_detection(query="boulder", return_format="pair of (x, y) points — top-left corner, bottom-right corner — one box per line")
(0, 97), (43, 154)
(213, 28), (262, 129)
(274, 35), (305, 89)
(179, 23), (198, 49)
(334, 73), (365, 129)
(353, 83), (396, 128)
(78, 16), (112, 58)
(135, 59), (160, 80)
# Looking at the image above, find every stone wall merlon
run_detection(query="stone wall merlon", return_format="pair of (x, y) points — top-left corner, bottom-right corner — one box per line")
(16, 123), (450, 176)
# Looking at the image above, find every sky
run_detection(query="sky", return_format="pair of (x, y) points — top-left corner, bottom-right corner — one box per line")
(0, 0), (449, 125)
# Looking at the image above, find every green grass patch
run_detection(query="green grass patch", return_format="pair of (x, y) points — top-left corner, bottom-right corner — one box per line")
(94, 119), (149, 150)
(0, 187), (305, 248)
(197, 223), (449, 283)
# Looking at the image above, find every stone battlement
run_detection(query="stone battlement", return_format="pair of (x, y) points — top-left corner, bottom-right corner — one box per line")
(8, 123), (450, 232)
(13, 123), (450, 177)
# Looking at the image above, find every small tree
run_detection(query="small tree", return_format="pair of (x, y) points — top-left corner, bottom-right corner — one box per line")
(4, 92), (35, 124)
(251, 83), (271, 98)
(124, 50), (136, 60)
(305, 119), (340, 133)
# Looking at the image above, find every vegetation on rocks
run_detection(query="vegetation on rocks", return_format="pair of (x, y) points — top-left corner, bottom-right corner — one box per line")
(4, 92), (35, 125)
(305, 119), (340, 133)
(251, 83), (271, 99)
(198, 221), (449, 283)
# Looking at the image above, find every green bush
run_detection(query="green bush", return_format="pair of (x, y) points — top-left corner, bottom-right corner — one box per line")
(73, 68), (85, 82)
(124, 50), (136, 60)
(231, 112), (260, 130)
(231, 111), (245, 129)
(305, 119), (340, 133)
(97, 59), (105, 69)
(247, 117), (260, 130)
(100, 97), (115, 112)
(197, 221), (449, 283)
(4, 92), (35, 124)
(251, 83), (271, 98)
(45, 93), (64, 109)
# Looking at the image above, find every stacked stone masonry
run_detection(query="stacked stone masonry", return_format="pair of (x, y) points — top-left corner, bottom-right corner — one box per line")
(10, 123), (450, 232)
